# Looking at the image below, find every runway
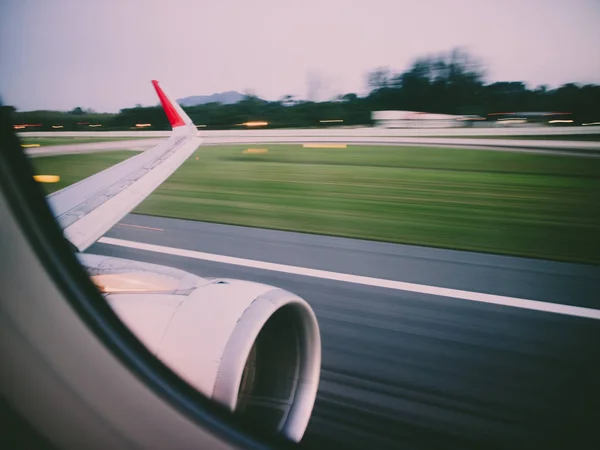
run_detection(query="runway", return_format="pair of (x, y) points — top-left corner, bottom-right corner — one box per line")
(88, 214), (600, 449)
(24, 136), (600, 159)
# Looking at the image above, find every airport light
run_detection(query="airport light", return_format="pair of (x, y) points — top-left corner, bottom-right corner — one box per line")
(196, 124), (207, 128)
(303, 143), (347, 149)
(15, 124), (43, 129)
(52, 125), (64, 129)
(89, 124), (102, 127)
(21, 144), (41, 148)
(243, 148), (268, 154)
(582, 122), (600, 126)
(33, 175), (60, 183)
(243, 121), (268, 127)
(548, 120), (574, 124)
(319, 119), (343, 123)
(497, 119), (527, 124)
(135, 123), (152, 127)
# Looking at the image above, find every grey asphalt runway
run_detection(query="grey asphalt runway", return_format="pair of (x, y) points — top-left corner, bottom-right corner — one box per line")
(88, 214), (600, 450)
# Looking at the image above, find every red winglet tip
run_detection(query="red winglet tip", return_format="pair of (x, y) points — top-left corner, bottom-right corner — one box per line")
(151, 80), (186, 128)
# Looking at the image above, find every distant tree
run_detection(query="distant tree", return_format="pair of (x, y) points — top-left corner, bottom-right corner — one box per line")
(486, 82), (527, 96)
(551, 83), (583, 116)
(367, 67), (393, 92)
(8, 47), (600, 130)
(575, 84), (600, 122)
(280, 95), (297, 106)
(237, 91), (267, 120)
(363, 48), (486, 113)
(341, 93), (358, 103)
(0, 105), (17, 115)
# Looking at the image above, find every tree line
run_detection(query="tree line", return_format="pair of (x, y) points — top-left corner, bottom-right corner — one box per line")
(6, 48), (600, 131)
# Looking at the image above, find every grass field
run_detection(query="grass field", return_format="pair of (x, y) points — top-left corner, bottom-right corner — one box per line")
(31, 144), (600, 264)
(20, 136), (154, 146)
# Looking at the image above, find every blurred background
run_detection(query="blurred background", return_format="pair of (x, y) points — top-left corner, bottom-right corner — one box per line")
(4, 46), (600, 131)
(2, 1), (599, 131)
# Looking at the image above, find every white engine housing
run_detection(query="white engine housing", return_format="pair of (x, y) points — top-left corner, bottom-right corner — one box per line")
(79, 254), (321, 442)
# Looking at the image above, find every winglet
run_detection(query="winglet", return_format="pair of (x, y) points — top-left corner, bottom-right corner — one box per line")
(151, 80), (196, 134)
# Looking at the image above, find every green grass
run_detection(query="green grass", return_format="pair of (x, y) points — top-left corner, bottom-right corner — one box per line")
(20, 136), (154, 146)
(31, 151), (139, 192)
(31, 144), (600, 264)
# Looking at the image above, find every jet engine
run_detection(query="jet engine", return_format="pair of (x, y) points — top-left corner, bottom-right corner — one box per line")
(79, 253), (321, 443)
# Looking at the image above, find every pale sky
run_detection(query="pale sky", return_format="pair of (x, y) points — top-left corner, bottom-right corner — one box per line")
(1, 0), (599, 112)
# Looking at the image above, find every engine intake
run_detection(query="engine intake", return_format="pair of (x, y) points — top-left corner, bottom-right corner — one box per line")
(97, 260), (321, 443)
(213, 290), (320, 442)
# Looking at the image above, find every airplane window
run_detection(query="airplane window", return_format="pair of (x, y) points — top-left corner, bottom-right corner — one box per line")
(2, 2), (599, 450)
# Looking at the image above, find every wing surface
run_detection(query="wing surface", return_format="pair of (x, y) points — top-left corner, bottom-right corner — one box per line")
(46, 80), (200, 251)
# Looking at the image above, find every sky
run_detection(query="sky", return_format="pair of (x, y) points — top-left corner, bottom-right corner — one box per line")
(1, 0), (599, 112)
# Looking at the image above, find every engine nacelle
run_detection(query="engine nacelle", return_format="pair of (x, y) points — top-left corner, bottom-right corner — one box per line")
(79, 254), (321, 442)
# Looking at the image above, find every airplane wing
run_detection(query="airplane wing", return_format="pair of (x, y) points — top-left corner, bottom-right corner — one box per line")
(46, 80), (201, 252)
(3, 82), (321, 443)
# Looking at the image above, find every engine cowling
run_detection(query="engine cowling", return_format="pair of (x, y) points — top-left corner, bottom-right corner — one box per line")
(79, 253), (321, 442)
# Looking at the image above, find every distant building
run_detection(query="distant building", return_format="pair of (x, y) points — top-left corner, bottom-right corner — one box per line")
(372, 110), (466, 128)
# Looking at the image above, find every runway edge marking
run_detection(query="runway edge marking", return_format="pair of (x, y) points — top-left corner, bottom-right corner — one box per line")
(98, 237), (600, 320)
